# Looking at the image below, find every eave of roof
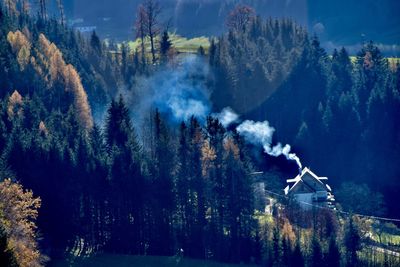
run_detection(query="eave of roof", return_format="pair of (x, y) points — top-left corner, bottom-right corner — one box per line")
(287, 167), (328, 193)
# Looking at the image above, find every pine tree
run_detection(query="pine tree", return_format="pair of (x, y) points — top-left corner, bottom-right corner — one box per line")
(344, 216), (361, 267)
(281, 237), (291, 266)
(188, 116), (206, 258)
(90, 31), (102, 54)
(176, 121), (191, 252)
(326, 236), (341, 267)
(311, 236), (324, 267)
(272, 226), (281, 266)
(104, 95), (143, 253)
(159, 30), (172, 63)
(197, 46), (205, 56)
(291, 241), (304, 267)
(149, 109), (175, 255)
(205, 116), (227, 261)
(105, 96), (132, 148)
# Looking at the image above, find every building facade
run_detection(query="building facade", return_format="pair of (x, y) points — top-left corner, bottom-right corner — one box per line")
(284, 167), (335, 209)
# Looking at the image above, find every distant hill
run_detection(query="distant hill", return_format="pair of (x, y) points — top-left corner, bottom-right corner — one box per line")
(53, 0), (400, 54)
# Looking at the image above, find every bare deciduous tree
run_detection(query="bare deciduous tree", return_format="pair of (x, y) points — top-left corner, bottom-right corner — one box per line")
(135, 4), (147, 65)
(56, 0), (65, 26)
(38, 0), (47, 20)
(143, 0), (161, 64)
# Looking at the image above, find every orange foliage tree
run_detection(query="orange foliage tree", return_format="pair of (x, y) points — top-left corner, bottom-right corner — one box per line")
(35, 34), (94, 130)
(0, 179), (44, 267)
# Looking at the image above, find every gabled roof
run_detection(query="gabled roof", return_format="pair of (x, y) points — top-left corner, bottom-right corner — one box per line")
(285, 167), (329, 195)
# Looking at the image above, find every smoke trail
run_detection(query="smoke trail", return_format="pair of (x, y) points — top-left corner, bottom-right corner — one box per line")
(236, 119), (302, 170)
(213, 107), (239, 127)
(123, 52), (302, 170)
(128, 54), (211, 126)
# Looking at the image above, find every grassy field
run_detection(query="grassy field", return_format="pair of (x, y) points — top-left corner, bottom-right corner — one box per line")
(127, 33), (210, 54)
(349, 56), (399, 69)
(124, 35), (399, 66)
(49, 254), (257, 267)
(371, 232), (400, 246)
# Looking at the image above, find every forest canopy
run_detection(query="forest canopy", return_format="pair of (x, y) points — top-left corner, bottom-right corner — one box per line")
(0, 1), (399, 266)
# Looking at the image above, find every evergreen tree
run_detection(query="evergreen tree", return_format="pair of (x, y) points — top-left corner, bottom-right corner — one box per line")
(176, 121), (192, 253)
(197, 46), (205, 56)
(205, 116), (227, 261)
(105, 96), (132, 149)
(90, 31), (102, 54)
(281, 237), (291, 266)
(149, 109), (175, 255)
(326, 236), (341, 267)
(188, 116), (206, 258)
(272, 226), (281, 266)
(344, 216), (361, 267)
(291, 241), (304, 267)
(311, 236), (324, 267)
(160, 30), (172, 63)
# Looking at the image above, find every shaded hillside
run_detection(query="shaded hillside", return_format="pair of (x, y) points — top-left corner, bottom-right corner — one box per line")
(1, 4), (400, 267)
(244, 41), (400, 217)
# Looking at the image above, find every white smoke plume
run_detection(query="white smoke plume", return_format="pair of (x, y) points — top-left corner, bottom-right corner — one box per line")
(236, 120), (302, 170)
(213, 107), (239, 127)
(127, 54), (211, 127)
(122, 53), (302, 170)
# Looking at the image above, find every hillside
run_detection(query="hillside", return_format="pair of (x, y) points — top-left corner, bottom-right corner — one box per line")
(61, 0), (400, 54)
(0, 2), (400, 267)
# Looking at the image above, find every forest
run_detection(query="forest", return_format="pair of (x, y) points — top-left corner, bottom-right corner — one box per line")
(0, 1), (399, 267)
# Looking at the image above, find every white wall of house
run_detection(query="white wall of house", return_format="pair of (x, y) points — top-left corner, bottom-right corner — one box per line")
(294, 193), (314, 209)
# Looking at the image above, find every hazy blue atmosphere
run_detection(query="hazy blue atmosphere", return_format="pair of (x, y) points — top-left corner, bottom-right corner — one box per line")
(0, 0), (399, 266)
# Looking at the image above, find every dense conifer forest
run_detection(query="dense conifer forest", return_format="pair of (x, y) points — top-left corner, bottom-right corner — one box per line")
(0, 1), (399, 267)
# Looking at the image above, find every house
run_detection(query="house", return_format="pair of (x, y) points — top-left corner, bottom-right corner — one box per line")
(284, 167), (335, 209)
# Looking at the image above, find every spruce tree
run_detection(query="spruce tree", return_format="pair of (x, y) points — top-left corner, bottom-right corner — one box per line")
(188, 116), (206, 258)
(311, 236), (324, 267)
(291, 241), (304, 267)
(272, 226), (281, 266)
(149, 109), (175, 255)
(344, 216), (361, 267)
(160, 31), (172, 62)
(326, 236), (341, 267)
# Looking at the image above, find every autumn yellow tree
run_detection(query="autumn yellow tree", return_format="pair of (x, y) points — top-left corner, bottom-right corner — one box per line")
(7, 30), (31, 70)
(0, 179), (44, 267)
(7, 90), (24, 119)
(35, 34), (94, 129)
(63, 64), (94, 129)
(7, 31), (94, 129)
(201, 139), (216, 177)
(38, 121), (49, 136)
